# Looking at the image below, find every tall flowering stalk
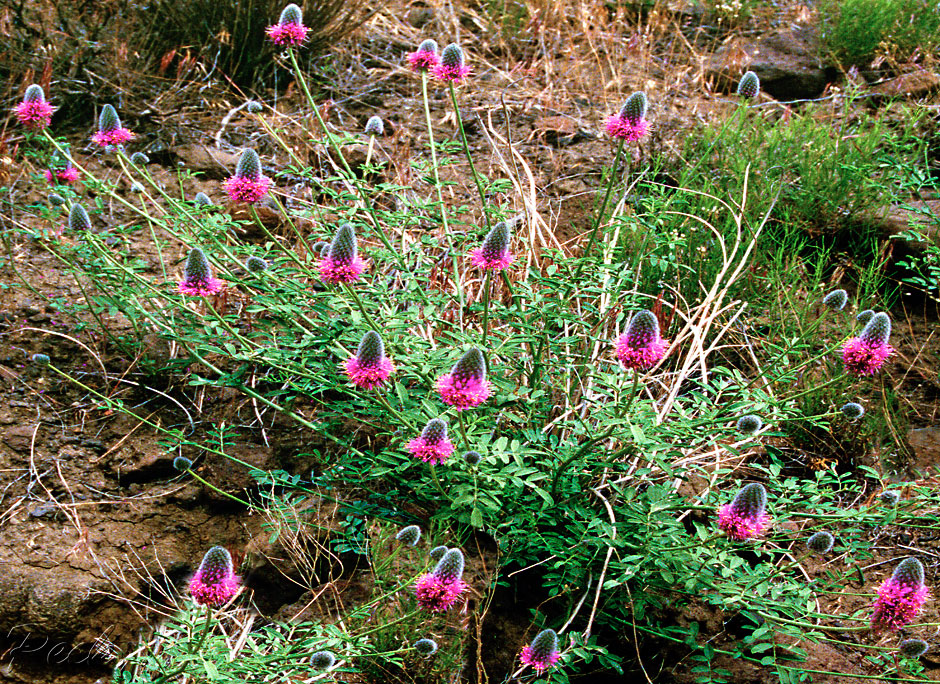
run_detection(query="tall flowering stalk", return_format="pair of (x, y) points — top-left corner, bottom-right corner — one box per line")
(189, 546), (240, 607)
(343, 330), (394, 389)
(14, 84), (55, 131)
(415, 548), (468, 612)
(718, 483), (770, 541)
(472, 221), (514, 347)
(92, 104), (134, 147)
(842, 312), (894, 376)
(871, 558), (929, 632)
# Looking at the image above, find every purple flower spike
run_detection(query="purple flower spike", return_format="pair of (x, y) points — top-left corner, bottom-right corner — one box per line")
(45, 164), (80, 185)
(433, 43), (470, 83)
(14, 84), (55, 131)
(68, 204), (92, 232)
(718, 482), (770, 541)
(470, 221), (514, 271)
(266, 3), (310, 46)
(407, 418), (454, 465)
(437, 347), (491, 410)
(179, 247), (225, 297)
(841, 312), (894, 376)
(415, 548), (467, 611)
(605, 91), (649, 142)
(871, 558), (929, 632)
(223, 149), (271, 204)
(189, 546), (240, 607)
(407, 39), (440, 72)
(520, 628), (561, 673)
(91, 105), (134, 147)
(343, 330), (394, 389)
(320, 223), (367, 284)
(615, 309), (669, 370)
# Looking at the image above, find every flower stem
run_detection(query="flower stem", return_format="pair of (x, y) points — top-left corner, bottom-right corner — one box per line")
(456, 411), (471, 452)
(480, 270), (492, 348)
(447, 82), (490, 233)
(342, 283), (382, 334)
(577, 137), (625, 275)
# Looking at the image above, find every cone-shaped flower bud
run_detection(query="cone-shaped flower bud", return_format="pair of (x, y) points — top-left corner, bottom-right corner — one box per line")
(130, 152), (150, 166)
(807, 531), (835, 554)
(179, 247), (224, 297)
(92, 104), (134, 147)
(520, 629), (561, 672)
(266, 3), (310, 46)
(312, 240), (328, 253)
(320, 223), (367, 283)
(471, 221), (514, 271)
(130, 181), (145, 193)
(245, 100), (263, 113)
(871, 558), (929, 632)
(69, 204), (92, 232)
(173, 456), (193, 472)
(245, 256), (269, 273)
(463, 450), (481, 466)
(616, 310), (669, 370)
(737, 70), (760, 99)
(414, 638), (438, 656)
(880, 490), (900, 506)
(856, 309), (874, 325)
(433, 43), (470, 82)
(15, 84), (55, 130)
(32, 353), (50, 365)
(194, 192), (212, 206)
(718, 482), (770, 541)
(736, 414), (763, 435)
(364, 115), (384, 136)
(606, 92), (649, 141)
(309, 651), (336, 670)
(189, 546), (240, 606)
(408, 38), (441, 71)
(899, 639), (929, 659)
(429, 545), (448, 562)
(823, 289), (848, 311)
(48, 193), (66, 206)
(343, 330), (395, 389)
(223, 149), (271, 204)
(415, 547), (467, 611)
(840, 402), (865, 420)
(437, 347), (492, 410)
(396, 524), (422, 546)
(407, 418), (455, 465)
(842, 312), (893, 376)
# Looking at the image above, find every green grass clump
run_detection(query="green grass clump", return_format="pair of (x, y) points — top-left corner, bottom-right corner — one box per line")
(818, 0), (940, 66)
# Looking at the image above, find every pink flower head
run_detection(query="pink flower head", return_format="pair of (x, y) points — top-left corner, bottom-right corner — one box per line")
(320, 222), (367, 284)
(605, 91), (649, 142)
(520, 629), (561, 673)
(615, 309), (669, 370)
(407, 418), (454, 465)
(436, 347), (491, 410)
(178, 247), (225, 297)
(343, 330), (395, 389)
(718, 482), (770, 541)
(470, 221), (514, 271)
(415, 548), (467, 612)
(871, 558), (929, 632)
(407, 39), (440, 72)
(45, 165), (80, 185)
(91, 104), (134, 147)
(841, 312), (894, 377)
(266, 4), (310, 46)
(433, 43), (470, 83)
(189, 546), (240, 607)
(223, 148), (271, 204)
(14, 85), (55, 130)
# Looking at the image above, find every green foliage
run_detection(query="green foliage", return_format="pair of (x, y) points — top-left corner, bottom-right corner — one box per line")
(818, 0), (940, 66)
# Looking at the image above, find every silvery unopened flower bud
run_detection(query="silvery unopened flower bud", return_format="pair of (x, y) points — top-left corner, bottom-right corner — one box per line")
(441, 43), (465, 69)
(130, 152), (150, 166)
(309, 650), (336, 670)
(856, 309), (874, 325)
(823, 289), (848, 311)
(418, 38), (438, 54)
(730, 482), (767, 521)
(245, 256), (268, 273)
(194, 192), (212, 206)
(452, 347), (486, 383)
(414, 638), (438, 656)
(24, 84), (46, 103)
(98, 104), (121, 133)
(620, 91), (648, 123)
(279, 3), (304, 25)
(235, 148), (262, 182)
(807, 531), (834, 554)
(860, 312), (891, 346)
(355, 330), (385, 367)
(737, 70), (760, 99)
(32, 353), (50, 365)
(429, 545), (448, 562)
(899, 639), (929, 659)
(396, 524), (421, 546)
(736, 414), (762, 435)
(184, 247), (212, 282)
(173, 456), (193, 471)
(245, 100), (263, 113)
(69, 203), (92, 232)
(464, 450), (481, 466)
(48, 193), (66, 207)
(879, 490), (900, 506)
(130, 181), (145, 193)
(312, 240), (328, 253)
(893, 557), (925, 588)
(840, 402), (864, 420)
(364, 115), (384, 136)
(433, 548), (465, 583)
(329, 223), (358, 263)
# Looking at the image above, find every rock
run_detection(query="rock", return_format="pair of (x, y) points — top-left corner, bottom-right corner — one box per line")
(4, 424), (36, 452)
(868, 200), (940, 244)
(706, 26), (832, 101)
(407, 6), (434, 27)
(869, 71), (940, 101)
(908, 427), (940, 475)
(171, 144), (241, 180)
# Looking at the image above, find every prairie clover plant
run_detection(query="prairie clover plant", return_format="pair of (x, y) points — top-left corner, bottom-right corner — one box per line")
(92, 104), (134, 147)
(14, 84), (55, 130)
(189, 546), (240, 607)
(265, 3), (310, 46)
(415, 548), (468, 612)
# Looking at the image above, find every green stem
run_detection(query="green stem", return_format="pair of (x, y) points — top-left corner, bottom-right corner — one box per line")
(456, 411), (471, 452)
(447, 82), (490, 233)
(549, 427), (617, 501)
(577, 137), (625, 276)
(480, 270), (492, 348)
(343, 283), (382, 333)
(428, 464), (451, 502)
